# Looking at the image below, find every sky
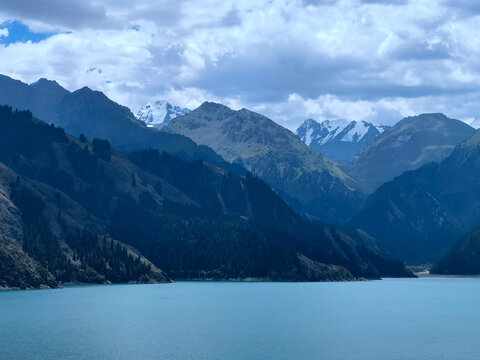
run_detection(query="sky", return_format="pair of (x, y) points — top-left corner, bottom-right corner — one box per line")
(0, 0), (479, 130)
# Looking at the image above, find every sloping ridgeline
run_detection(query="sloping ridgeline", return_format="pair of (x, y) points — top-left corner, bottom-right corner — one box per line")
(0, 74), (244, 175)
(347, 113), (474, 193)
(0, 106), (412, 287)
(351, 129), (480, 263)
(163, 102), (366, 223)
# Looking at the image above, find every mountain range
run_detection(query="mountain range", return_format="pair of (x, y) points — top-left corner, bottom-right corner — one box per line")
(347, 113), (474, 192)
(163, 102), (366, 223)
(3, 73), (480, 283)
(0, 105), (412, 288)
(351, 127), (480, 263)
(0, 75), (243, 175)
(296, 118), (389, 164)
(136, 100), (191, 129)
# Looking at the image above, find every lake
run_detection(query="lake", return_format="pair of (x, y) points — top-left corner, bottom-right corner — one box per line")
(1, 278), (479, 360)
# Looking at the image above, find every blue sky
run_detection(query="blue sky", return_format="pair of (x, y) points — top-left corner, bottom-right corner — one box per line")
(0, 20), (56, 44)
(0, 0), (479, 130)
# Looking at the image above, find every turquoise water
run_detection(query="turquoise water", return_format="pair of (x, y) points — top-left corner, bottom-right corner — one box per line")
(1, 278), (479, 360)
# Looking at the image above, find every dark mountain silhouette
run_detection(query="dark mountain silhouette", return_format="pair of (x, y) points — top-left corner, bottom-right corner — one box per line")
(0, 74), (244, 175)
(0, 106), (412, 287)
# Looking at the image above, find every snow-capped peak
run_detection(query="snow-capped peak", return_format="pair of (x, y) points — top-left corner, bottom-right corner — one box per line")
(297, 118), (387, 145)
(295, 118), (390, 163)
(136, 100), (190, 129)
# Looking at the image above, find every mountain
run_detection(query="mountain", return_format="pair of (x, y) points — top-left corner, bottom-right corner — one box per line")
(347, 113), (475, 192)
(136, 100), (190, 129)
(351, 128), (480, 262)
(0, 106), (412, 287)
(163, 102), (365, 223)
(0, 74), (243, 175)
(296, 118), (389, 164)
(431, 227), (480, 275)
(0, 75), (69, 122)
(0, 107), (171, 289)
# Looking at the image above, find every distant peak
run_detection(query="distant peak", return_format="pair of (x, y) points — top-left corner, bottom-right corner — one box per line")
(136, 99), (191, 128)
(404, 113), (449, 121)
(300, 118), (320, 127)
(78, 86), (93, 92)
(74, 86), (102, 96)
(197, 101), (231, 112)
(32, 77), (55, 84)
(30, 77), (65, 89)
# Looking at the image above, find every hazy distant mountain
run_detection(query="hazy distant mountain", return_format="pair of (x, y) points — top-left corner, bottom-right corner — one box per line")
(0, 106), (412, 287)
(351, 128), (480, 262)
(136, 100), (190, 129)
(296, 118), (389, 164)
(0, 75), (68, 122)
(163, 102), (366, 223)
(0, 74), (243, 174)
(347, 113), (475, 192)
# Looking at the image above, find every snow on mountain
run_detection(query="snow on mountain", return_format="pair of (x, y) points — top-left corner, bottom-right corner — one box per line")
(295, 118), (389, 164)
(136, 100), (190, 129)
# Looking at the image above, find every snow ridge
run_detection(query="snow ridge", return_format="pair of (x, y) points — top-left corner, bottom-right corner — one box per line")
(295, 118), (390, 163)
(136, 100), (191, 129)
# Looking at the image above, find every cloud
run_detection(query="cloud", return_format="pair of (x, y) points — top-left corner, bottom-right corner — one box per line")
(442, 0), (480, 17)
(0, 0), (111, 31)
(0, 0), (479, 131)
(0, 28), (8, 37)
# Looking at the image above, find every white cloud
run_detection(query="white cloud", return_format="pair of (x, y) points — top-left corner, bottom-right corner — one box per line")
(0, 0), (479, 131)
(0, 28), (8, 37)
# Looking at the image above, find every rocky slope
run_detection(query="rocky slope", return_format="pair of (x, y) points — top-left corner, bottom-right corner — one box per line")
(136, 100), (190, 129)
(0, 163), (171, 290)
(347, 113), (474, 192)
(163, 102), (366, 223)
(296, 118), (389, 164)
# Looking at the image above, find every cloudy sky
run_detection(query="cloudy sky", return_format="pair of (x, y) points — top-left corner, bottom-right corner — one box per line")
(0, 0), (479, 130)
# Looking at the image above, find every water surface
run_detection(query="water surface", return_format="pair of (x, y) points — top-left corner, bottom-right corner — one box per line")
(1, 278), (479, 360)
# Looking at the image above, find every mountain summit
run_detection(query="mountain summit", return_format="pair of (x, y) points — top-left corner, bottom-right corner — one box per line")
(163, 102), (365, 223)
(136, 100), (190, 129)
(0, 74), (242, 174)
(347, 113), (475, 192)
(351, 126), (480, 262)
(296, 118), (389, 164)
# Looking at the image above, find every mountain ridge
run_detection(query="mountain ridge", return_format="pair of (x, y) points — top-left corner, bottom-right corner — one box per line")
(163, 101), (366, 223)
(0, 74), (245, 175)
(136, 100), (190, 129)
(0, 105), (413, 287)
(347, 113), (475, 193)
(296, 118), (390, 164)
(351, 126), (480, 262)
